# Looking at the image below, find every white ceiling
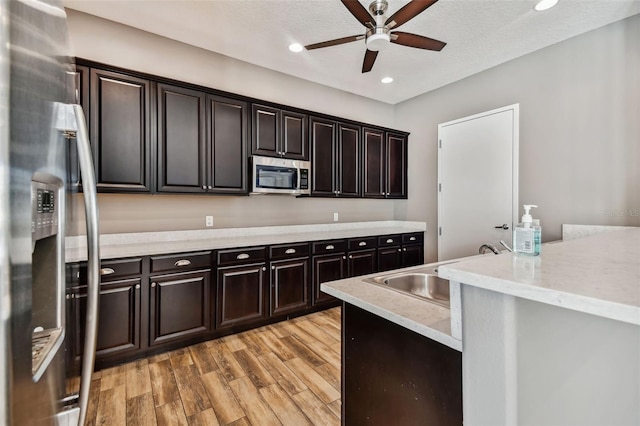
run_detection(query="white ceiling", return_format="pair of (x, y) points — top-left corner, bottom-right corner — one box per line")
(64, 0), (640, 104)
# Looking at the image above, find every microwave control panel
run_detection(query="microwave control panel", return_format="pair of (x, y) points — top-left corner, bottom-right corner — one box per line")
(300, 169), (309, 190)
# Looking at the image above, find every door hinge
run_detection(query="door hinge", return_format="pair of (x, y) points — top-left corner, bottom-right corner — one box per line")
(438, 183), (442, 192)
(439, 227), (442, 236)
(439, 139), (443, 148)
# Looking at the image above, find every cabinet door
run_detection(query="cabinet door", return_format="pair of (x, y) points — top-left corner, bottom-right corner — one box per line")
(149, 270), (211, 346)
(348, 249), (377, 277)
(312, 253), (346, 306)
(337, 123), (361, 197)
(68, 65), (90, 192)
(270, 258), (309, 316)
(208, 95), (248, 193)
(74, 278), (141, 360)
(282, 110), (308, 160)
(157, 83), (206, 193)
(217, 263), (267, 328)
(386, 133), (407, 198)
(363, 127), (385, 198)
(310, 117), (336, 196)
(377, 246), (403, 272)
(90, 69), (152, 192)
(251, 104), (280, 157)
(402, 244), (424, 268)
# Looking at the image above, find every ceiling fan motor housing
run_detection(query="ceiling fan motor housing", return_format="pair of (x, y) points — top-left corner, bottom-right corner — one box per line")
(366, 0), (391, 51)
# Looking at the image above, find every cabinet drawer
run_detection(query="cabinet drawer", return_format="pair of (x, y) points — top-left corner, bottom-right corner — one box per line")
(378, 235), (401, 246)
(150, 251), (212, 273)
(402, 233), (423, 244)
(217, 246), (267, 266)
(348, 237), (377, 251)
(311, 240), (347, 255)
(80, 257), (143, 283)
(270, 243), (309, 260)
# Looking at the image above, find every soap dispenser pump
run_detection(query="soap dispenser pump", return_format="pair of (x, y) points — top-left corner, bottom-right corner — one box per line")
(513, 204), (539, 256)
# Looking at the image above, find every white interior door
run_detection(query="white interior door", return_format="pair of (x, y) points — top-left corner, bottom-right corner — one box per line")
(438, 104), (519, 261)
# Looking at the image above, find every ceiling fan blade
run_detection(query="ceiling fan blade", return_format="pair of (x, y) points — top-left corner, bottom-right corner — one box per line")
(341, 0), (374, 27)
(362, 49), (379, 73)
(391, 31), (446, 51)
(305, 35), (364, 50)
(385, 0), (439, 29)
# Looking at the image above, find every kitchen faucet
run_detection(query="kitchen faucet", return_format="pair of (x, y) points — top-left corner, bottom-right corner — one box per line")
(479, 244), (500, 255)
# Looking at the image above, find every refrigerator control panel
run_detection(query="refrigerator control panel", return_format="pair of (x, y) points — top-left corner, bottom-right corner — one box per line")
(31, 180), (59, 241)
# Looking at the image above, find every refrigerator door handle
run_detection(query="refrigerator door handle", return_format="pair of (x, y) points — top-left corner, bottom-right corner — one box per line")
(72, 104), (100, 426)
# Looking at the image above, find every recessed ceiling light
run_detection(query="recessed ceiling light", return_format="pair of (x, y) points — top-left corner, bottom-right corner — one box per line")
(381, 77), (394, 84)
(289, 43), (303, 53)
(534, 0), (558, 11)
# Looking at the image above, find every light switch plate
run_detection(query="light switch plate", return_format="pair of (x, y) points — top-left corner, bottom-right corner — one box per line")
(205, 216), (213, 227)
(333, 212), (339, 222)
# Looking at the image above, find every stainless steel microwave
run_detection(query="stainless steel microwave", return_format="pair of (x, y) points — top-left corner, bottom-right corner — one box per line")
(251, 155), (311, 195)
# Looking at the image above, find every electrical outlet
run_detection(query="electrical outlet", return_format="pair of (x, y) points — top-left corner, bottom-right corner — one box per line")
(205, 216), (213, 227)
(333, 212), (339, 222)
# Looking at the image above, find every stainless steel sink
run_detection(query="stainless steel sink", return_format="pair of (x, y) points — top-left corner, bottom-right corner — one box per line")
(363, 264), (453, 308)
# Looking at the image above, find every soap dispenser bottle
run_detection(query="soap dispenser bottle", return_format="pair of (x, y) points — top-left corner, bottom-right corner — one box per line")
(513, 204), (539, 256)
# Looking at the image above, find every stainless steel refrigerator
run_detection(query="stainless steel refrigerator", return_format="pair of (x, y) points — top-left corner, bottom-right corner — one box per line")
(0, 0), (100, 424)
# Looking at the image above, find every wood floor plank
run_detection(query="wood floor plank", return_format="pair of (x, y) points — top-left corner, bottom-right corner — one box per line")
(303, 339), (341, 368)
(296, 318), (340, 346)
(169, 348), (194, 368)
(285, 358), (340, 404)
(173, 364), (212, 417)
(85, 378), (102, 426)
(187, 408), (220, 426)
(280, 321), (318, 345)
(257, 329), (297, 361)
(188, 343), (219, 375)
(126, 392), (157, 426)
(266, 322), (290, 339)
(222, 333), (248, 352)
(308, 314), (341, 341)
(232, 348), (276, 389)
(148, 359), (180, 407)
(200, 370), (245, 425)
(100, 364), (126, 391)
(280, 335), (326, 367)
(155, 400), (188, 426)
(126, 359), (152, 399)
(291, 389), (340, 426)
(329, 342), (341, 355)
(228, 376), (281, 426)
(257, 352), (308, 397)
(227, 417), (251, 426)
(259, 383), (312, 426)
(327, 399), (342, 419)
(209, 344), (247, 382)
(95, 384), (127, 426)
(239, 330), (271, 357)
(313, 363), (341, 392)
(147, 352), (170, 363)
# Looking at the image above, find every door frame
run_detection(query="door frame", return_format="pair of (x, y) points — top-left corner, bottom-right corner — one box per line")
(437, 104), (520, 260)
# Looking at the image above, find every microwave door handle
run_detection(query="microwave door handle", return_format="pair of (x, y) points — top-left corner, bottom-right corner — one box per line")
(72, 104), (101, 426)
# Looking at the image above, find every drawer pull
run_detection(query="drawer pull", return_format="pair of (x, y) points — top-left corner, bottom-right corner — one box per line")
(100, 267), (115, 275)
(398, 249), (402, 252)
(325, 245), (335, 250)
(174, 259), (192, 267)
(237, 253), (250, 260)
(135, 284), (141, 290)
(403, 248), (407, 252)
(285, 248), (296, 254)
(409, 236), (416, 241)
(262, 267), (266, 271)
(151, 282), (157, 288)
(342, 256), (346, 260)
(349, 255), (353, 259)
(386, 239), (393, 244)
(272, 265), (276, 270)
(358, 241), (367, 247)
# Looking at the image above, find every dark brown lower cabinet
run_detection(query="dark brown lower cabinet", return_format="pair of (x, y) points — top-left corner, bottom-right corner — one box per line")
(378, 246), (403, 272)
(149, 270), (212, 346)
(72, 278), (141, 362)
(217, 263), (267, 328)
(270, 258), (309, 316)
(312, 253), (346, 306)
(402, 244), (424, 268)
(347, 249), (377, 277)
(343, 303), (462, 425)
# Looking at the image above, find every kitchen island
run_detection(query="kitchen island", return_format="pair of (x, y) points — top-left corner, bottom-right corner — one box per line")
(322, 228), (639, 425)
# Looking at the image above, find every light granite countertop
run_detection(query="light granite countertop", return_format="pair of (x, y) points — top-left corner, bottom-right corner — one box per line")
(65, 220), (426, 263)
(321, 263), (463, 352)
(438, 228), (640, 326)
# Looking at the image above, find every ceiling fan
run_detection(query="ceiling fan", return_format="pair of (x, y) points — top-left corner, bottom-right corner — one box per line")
(305, 0), (446, 73)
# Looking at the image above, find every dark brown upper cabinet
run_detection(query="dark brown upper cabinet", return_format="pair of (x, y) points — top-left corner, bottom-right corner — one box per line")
(363, 128), (407, 199)
(157, 83), (207, 193)
(310, 117), (361, 197)
(251, 104), (308, 160)
(89, 68), (152, 193)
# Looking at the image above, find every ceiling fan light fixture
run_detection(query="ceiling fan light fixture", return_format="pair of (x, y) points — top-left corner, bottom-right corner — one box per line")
(534, 0), (558, 11)
(288, 43), (304, 53)
(381, 77), (394, 84)
(366, 32), (391, 51)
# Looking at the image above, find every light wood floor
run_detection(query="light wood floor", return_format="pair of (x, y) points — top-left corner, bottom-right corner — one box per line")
(84, 307), (342, 426)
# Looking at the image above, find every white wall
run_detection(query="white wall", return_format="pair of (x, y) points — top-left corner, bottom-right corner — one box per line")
(396, 14), (640, 262)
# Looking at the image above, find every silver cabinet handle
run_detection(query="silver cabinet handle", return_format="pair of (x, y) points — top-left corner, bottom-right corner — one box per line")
(349, 255), (353, 259)
(398, 249), (402, 252)
(342, 256), (346, 260)
(208, 185), (213, 190)
(409, 236), (416, 241)
(285, 248), (296, 254)
(66, 294), (71, 300)
(325, 245), (334, 250)
(262, 267), (267, 271)
(403, 248), (407, 252)
(151, 282), (157, 288)
(237, 253), (250, 260)
(135, 284), (140, 290)
(72, 105), (100, 426)
(271, 265), (275, 270)
(386, 239), (393, 244)
(174, 259), (192, 267)
(202, 185), (207, 190)
(358, 241), (367, 247)
(100, 267), (115, 275)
